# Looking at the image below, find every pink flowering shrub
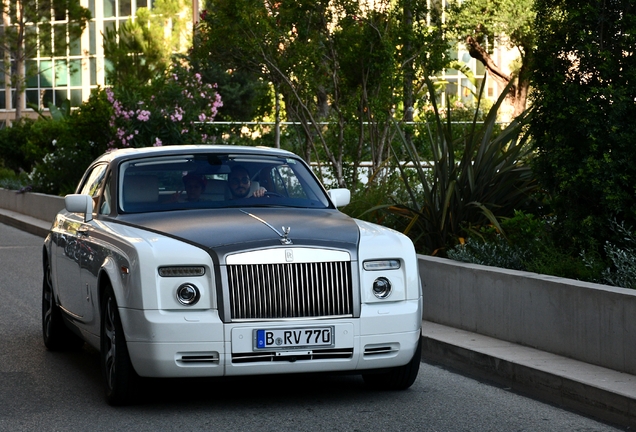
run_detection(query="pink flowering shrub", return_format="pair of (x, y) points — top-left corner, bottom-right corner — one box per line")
(106, 64), (223, 149)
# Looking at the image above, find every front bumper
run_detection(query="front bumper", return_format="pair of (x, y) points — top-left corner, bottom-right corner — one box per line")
(123, 299), (422, 378)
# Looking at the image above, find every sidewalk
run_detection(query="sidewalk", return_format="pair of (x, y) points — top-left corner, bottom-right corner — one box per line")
(1, 207), (634, 429)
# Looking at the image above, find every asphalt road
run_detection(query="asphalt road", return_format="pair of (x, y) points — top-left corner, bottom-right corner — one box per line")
(0, 223), (624, 431)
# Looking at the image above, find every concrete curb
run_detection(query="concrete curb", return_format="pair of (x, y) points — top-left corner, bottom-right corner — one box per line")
(0, 208), (51, 238)
(421, 321), (635, 430)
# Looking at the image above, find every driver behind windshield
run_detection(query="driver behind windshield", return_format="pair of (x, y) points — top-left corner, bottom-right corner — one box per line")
(228, 165), (266, 198)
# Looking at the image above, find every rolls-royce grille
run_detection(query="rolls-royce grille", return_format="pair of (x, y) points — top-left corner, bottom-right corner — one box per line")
(227, 261), (353, 320)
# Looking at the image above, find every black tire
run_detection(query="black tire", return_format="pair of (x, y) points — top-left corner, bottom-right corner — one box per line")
(101, 285), (139, 406)
(363, 338), (422, 390)
(42, 260), (84, 351)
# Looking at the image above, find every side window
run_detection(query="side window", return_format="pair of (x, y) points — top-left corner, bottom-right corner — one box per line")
(100, 172), (112, 215)
(272, 165), (308, 199)
(78, 163), (108, 214)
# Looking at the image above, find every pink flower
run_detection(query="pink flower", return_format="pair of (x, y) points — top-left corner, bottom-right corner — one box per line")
(136, 110), (151, 122)
(170, 106), (184, 122)
(106, 88), (115, 103)
(154, 137), (162, 147)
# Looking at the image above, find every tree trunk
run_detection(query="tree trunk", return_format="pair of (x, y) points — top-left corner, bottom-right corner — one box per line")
(14, 0), (25, 120)
(465, 35), (530, 117)
(402, 0), (414, 138)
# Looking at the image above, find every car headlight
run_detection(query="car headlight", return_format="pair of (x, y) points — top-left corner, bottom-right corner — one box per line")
(372, 277), (392, 299)
(176, 283), (201, 306)
(363, 259), (401, 271)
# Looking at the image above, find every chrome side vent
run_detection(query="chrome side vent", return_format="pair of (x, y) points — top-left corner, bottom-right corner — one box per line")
(364, 344), (399, 357)
(227, 261), (353, 320)
(177, 352), (220, 365)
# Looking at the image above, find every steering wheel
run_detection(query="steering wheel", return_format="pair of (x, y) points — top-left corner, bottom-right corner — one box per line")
(262, 191), (283, 198)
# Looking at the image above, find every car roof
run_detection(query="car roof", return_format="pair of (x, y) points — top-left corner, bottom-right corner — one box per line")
(95, 145), (297, 165)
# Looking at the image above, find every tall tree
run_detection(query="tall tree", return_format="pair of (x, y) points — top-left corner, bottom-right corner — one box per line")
(446, 0), (535, 117)
(193, 0), (446, 189)
(103, 0), (191, 88)
(0, 0), (90, 120)
(103, 19), (167, 88)
(531, 0), (636, 250)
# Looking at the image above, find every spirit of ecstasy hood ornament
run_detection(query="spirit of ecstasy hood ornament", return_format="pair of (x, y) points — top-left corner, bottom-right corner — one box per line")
(240, 210), (293, 245)
(281, 226), (292, 245)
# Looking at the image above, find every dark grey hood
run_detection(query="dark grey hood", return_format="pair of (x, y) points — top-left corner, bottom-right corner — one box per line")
(116, 207), (360, 258)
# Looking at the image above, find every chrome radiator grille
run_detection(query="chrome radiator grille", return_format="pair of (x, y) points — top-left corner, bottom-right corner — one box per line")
(227, 261), (353, 320)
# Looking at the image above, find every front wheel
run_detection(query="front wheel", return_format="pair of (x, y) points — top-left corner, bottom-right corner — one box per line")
(101, 285), (138, 405)
(363, 338), (422, 390)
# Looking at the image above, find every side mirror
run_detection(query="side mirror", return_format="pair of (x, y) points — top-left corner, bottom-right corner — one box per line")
(65, 194), (93, 223)
(328, 188), (350, 207)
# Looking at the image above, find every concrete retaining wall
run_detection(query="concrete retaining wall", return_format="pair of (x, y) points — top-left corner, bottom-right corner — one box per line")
(419, 255), (636, 375)
(0, 188), (64, 223)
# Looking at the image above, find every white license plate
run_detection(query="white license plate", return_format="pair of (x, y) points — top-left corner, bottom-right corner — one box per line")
(254, 327), (334, 350)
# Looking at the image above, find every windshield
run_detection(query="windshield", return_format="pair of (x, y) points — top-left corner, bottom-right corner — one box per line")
(118, 153), (331, 213)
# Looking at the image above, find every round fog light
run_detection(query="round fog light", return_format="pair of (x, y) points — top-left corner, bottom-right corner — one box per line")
(372, 277), (392, 299)
(176, 283), (200, 306)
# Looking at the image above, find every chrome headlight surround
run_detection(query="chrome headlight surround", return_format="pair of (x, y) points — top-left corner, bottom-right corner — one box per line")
(372, 277), (392, 299)
(175, 283), (201, 306)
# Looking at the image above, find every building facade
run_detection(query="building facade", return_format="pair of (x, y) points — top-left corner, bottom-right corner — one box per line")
(0, 0), (155, 124)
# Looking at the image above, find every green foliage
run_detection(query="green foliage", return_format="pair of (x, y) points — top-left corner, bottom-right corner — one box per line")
(0, 119), (39, 173)
(106, 63), (222, 149)
(385, 79), (538, 255)
(30, 89), (114, 195)
(594, 221), (636, 289)
(194, 0), (448, 190)
(448, 211), (595, 279)
(187, 58), (271, 122)
(103, 0), (191, 88)
(342, 169), (414, 231)
(448, 213), (636, 289)
(531, 0), (636, 252)
(103, 19), (169, 88)
(0, 167), (30, 190)
(446, 0), (535, 50)
(0, 89), (113, 195)
(447, 236), (529, 270)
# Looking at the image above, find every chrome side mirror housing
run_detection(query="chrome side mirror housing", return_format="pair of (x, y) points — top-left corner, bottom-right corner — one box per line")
(65, 194), (93, 222)
(328, 188), (351, 207)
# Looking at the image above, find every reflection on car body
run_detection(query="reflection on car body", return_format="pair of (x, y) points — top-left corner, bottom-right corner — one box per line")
(41, 145), (422, 405)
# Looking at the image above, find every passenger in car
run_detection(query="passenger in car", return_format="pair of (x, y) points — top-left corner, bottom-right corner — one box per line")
(180, 174), (207, 202)
(228, 166), (266, 198)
